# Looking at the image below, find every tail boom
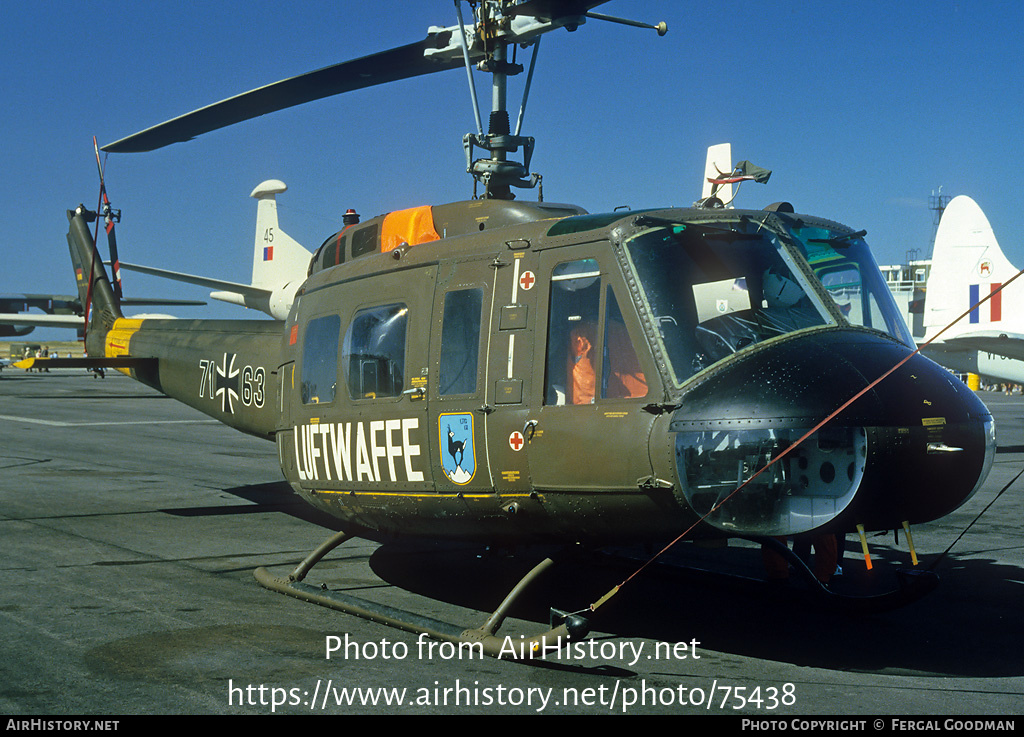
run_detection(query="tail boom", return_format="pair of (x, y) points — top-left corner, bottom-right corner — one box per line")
(65, 205), (282, 439)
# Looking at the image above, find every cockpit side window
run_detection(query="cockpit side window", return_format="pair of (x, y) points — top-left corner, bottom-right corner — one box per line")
(789, 224), (916, 347)
(602, 288), (647, 400)
(544, 259), (601, 405)
(543, 260), (648, 404)
(320, 232), (346, 270)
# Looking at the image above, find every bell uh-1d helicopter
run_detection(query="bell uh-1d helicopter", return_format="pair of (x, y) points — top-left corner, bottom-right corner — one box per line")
(58, 1), (994, 658)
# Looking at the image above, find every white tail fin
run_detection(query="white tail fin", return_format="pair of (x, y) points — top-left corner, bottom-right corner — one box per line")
(121, 179), (313, 320)
(918, 195), (1024, 383)
(250, 180), (312, 293)
(214, 179), (312, 318)
(701, 143), (733, 204)
(924, 195), (1019, 340)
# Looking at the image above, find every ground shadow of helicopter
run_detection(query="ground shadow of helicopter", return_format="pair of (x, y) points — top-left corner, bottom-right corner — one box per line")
(365, 539), (1024, 677)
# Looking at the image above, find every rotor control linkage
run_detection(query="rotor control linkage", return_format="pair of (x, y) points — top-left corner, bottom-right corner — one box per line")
(254, 532), (591, 660)
(584, 11), (668, 36)
(451, 1), (668, 199)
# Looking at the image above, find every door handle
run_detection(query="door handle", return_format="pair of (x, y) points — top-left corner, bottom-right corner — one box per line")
(523, 419), (538, 443)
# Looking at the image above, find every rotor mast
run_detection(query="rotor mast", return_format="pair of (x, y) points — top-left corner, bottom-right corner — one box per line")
(457, 1), (667, 199)
(460, 1), (540, 200)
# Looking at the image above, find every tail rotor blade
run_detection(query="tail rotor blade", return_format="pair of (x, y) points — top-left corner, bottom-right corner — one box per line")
(93, 137), (123, 300)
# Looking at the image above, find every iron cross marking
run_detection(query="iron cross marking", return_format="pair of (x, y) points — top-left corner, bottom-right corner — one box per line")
(214, 352), (240, 414)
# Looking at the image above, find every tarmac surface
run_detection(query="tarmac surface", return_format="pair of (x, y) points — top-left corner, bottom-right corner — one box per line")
(1, 370), (1022, 715)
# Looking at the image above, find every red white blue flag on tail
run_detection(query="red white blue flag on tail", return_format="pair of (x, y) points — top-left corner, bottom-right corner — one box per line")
(969, 283), (1002, 323)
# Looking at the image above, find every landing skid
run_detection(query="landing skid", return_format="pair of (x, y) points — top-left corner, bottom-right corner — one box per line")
(254, 531), (591, 660)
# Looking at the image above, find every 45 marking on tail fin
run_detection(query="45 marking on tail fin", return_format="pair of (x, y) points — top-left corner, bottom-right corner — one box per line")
(118, 180), (313, 320)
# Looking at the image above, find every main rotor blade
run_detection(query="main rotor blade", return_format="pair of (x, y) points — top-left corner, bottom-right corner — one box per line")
(508, 0), (609, 21)
(103, 37), (464, 153)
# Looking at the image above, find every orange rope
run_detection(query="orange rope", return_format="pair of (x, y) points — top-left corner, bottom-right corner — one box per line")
(590, 268), (1024, 612)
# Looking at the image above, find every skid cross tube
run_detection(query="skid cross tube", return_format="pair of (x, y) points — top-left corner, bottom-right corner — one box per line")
(254, 534), (591, 660)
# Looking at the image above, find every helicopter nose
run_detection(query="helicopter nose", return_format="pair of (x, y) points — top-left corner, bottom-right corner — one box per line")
(669, 329), (995, 537)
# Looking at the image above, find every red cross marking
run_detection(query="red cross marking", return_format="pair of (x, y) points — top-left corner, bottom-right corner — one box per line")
(519, 271), (536, 291)
(509, 431), (525, 451)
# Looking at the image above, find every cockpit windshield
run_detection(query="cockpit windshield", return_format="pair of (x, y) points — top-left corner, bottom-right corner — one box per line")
(624, 214), (912, 386)
(777, 218), (915, 348)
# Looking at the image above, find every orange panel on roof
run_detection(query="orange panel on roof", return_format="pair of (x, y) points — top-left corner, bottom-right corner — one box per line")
(380, 206), (440, 252)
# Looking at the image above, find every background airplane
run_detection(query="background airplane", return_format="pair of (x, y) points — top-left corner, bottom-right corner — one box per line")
(921, 195), (1024, 383)
(0, 294), (84, 335)
(0, 294), (205, 337)
(1, 179), (305, 347)
(117, 180), (312, 321)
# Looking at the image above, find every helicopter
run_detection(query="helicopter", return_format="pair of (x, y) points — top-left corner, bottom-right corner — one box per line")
(47, 0), (995, 658)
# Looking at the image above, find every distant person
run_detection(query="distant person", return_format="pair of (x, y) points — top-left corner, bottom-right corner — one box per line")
(763, 534), (839, 585)
(794, 533), (843, 580)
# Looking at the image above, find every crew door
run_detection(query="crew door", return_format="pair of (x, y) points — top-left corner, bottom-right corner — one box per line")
(427, 257), (493, 492)
(525, 246), (658, 492)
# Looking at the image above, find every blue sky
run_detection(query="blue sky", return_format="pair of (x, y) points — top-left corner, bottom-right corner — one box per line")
(3, 1), (1022, 339)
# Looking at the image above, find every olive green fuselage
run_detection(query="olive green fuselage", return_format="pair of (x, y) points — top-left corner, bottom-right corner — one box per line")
(78, 200), (993, 547)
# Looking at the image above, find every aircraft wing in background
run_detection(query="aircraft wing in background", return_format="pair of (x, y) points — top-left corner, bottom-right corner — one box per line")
(935, 331), (1024, 363)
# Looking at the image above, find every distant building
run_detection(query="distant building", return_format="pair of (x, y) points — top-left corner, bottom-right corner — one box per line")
(879, 259), (930, 340)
